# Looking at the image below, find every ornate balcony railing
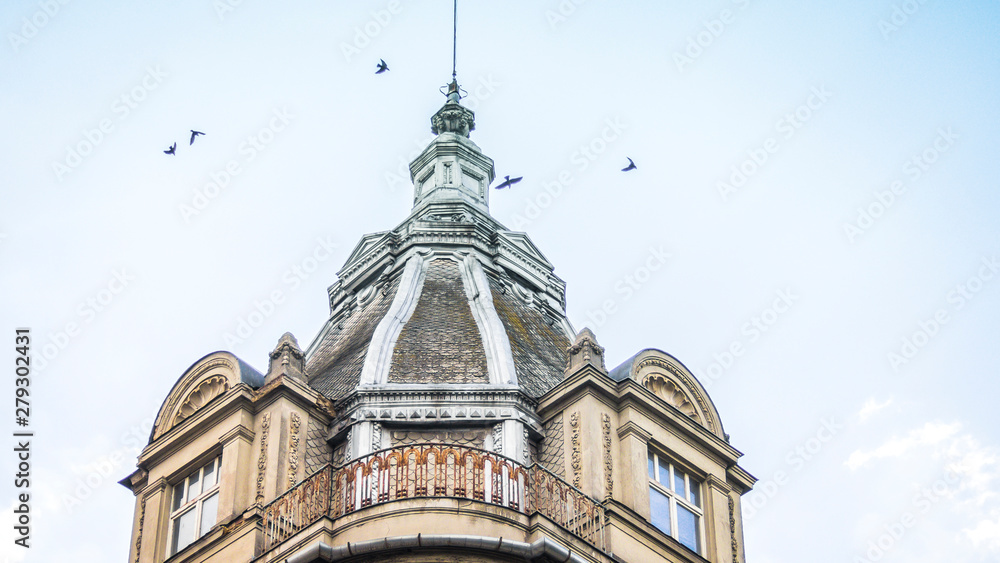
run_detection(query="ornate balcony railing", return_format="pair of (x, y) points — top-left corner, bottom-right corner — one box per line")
(261, 444), (605, 554)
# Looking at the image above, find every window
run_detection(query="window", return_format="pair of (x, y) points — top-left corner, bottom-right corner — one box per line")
(168, 457), (221, 556)
(648, 450), (703, 553)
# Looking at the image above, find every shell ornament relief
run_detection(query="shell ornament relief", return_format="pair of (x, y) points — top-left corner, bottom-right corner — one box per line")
(643, 374), (699, 421)
(173, 375), (229, 426)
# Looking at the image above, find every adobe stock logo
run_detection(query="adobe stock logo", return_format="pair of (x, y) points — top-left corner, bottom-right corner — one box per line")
(7, 0), (72, 53)
(887, 255), (998, 371)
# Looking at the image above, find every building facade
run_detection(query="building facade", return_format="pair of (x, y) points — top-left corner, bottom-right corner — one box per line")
(122, 80), (755, 563)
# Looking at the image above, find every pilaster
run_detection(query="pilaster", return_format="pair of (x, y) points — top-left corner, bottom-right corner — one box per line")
(218, 424), (254, 522)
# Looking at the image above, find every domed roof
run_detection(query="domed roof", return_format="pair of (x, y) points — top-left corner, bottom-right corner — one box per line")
(303, 88), (574, 402)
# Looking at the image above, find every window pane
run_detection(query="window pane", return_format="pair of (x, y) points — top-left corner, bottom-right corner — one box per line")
(172, 483), (185, 511)
(674, 470), (685, 496)
(188, 471), (201, 500)
(648, 452), (655, 479)
(171, 508), (197, 554)
(649, 486), (672, 535)
(690, 481), (700, 507)
(658, 457), (670, 486)
(203, 460), (216, 489)
(677, 504), (699, 553)
(200, 492), (220, 536)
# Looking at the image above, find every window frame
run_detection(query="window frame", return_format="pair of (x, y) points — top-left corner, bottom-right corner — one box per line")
(647, 449), (705, 554)
(167, 456), (222, 557)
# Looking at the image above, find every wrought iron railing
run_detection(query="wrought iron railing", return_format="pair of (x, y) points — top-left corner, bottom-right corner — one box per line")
(261, 466), (331, 552)
(261, 444), (605, 553)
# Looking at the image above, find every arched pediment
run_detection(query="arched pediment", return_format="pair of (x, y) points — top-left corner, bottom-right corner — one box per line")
(150, 352), (264, 443)
(609, 349), (725, 439)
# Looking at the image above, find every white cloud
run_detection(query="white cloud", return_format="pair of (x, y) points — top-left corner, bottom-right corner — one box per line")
(846, 421), (962, 471)
(857, 396), (893, 423)
(964, 512), (1000, 553)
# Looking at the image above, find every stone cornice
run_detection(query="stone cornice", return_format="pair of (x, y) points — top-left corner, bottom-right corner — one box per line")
(219, 424), (255, 446)
(331, 386), (542, 438)
(616, 380), (743, 465)
(726, 464), (757, 493)
(536, 365), (620, 417)
(616, 420), (653, 442)
(138, 385), (256, 468)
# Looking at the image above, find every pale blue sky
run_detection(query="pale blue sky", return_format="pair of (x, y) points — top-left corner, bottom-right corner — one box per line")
(2, 1), (999, 562)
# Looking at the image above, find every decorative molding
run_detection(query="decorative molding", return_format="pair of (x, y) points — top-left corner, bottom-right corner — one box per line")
(255, 412), (271, 505)
(570, 411), (581, 489)
(359, 254), (425, 385)
(133, 495), (145, 563)
(637, 357), (719, 433)
(616, 420), (652, 443)
(331, 388), (541, 436)
(602, 413), (613, 499)
(461, 255), (518, 386)
(344, 426), (353, 464)
(431, 103), (475, 137)
(729, 496), (739, 563)
(492, 423), (504, 455)
(523, 424), (530, 466)
(371, 422), (382, 452)
(173, 375), (229, 426)
(642, 373), (698, 420)
(389, 428), (487, 449)
(287, 413), (301, 489)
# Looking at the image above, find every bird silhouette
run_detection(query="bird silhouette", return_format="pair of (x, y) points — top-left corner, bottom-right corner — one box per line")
(189, 130), (205, 145)
(494, 175), (523, 190)
(376, 59), (389, 74)
(621, 157), (637, 172)
(164, 143), (177, 155)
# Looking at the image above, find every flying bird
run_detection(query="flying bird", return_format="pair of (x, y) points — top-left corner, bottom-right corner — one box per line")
(164, 143), (177, 155)
(494, 175), (522, 190)
(376, 59), (389, 74)
(189, 130), (205, 145)
(621, 157), (637, 172)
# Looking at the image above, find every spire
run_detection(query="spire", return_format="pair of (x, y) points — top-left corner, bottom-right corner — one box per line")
(429, 0), (474, 137)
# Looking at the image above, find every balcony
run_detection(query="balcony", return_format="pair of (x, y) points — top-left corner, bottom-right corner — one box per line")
(261, 444), (606, 554)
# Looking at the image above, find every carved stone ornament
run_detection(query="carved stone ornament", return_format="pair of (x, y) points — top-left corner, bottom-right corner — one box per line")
(602, 413), (613, 499)
(266, 332), (305, 382)
(288, 413), (301, 489)
(492, 423), (504, 455)
(566, 328), (606, 373)
(173, 375), (229, 425)
(643, 373), (699, 420)
(431, 103), (475, 137)
(637, 357), (719, 434)
(729, 496), (739, 562)
(134, 495), (145, 563)
(570, 411), (581, 488)
(255, 412), (271, 505)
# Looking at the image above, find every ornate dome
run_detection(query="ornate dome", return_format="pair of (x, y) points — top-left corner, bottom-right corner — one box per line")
(303, 88), (574, 404)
